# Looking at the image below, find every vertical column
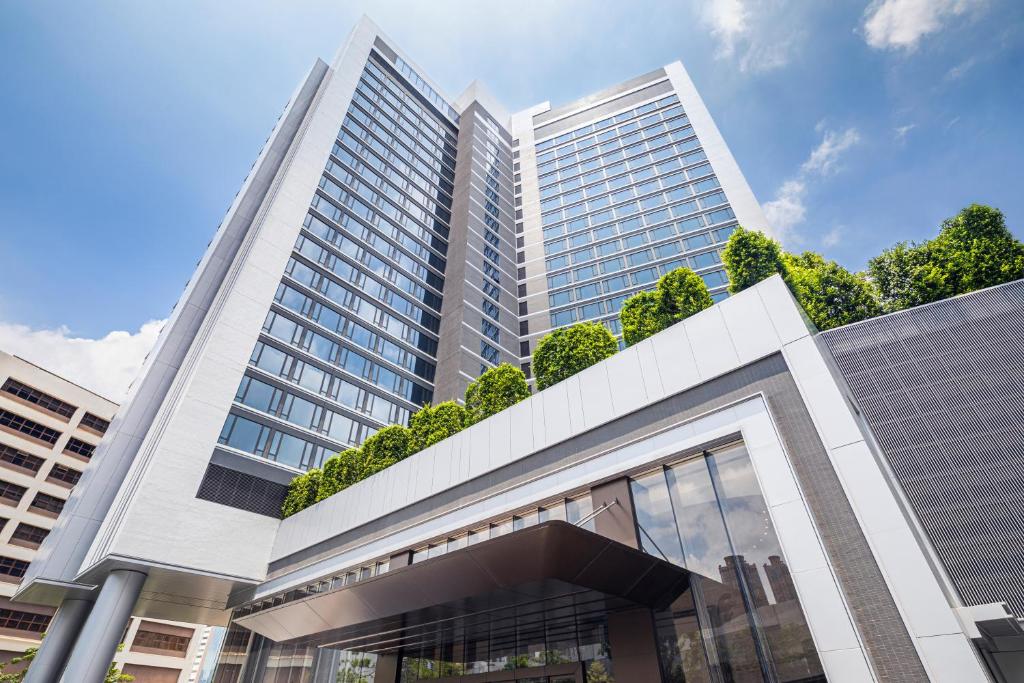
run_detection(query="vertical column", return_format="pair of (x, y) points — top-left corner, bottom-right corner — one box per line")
(59, 569), (147, 683)
(591, 478), (666, 682)
(22, 597), (93, 683)
(370, 550), (412, 682)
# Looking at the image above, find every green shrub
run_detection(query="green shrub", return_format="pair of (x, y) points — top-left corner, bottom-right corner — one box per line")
(532, 322), (618, 390)
(281, 468), (321, 518)
(409, 401), (467, 453)
(784, 252), (879, 330)
(618, 268), (712, 346)
(464, 363), (530, 426)
(721, 227), (788, 293)
(620, 291), (664, 346)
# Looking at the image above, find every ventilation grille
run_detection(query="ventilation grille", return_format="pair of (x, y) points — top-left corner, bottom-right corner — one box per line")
(196, 464), (287, 518)
(820, 279), (1024, 612)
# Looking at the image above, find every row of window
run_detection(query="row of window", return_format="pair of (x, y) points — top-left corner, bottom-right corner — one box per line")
(541, 151), (708, 217)
(10, 522), (49, 546)
(234, 556), (391, 620)
(546, 225), (736, 281)
(236, 367), (404, 442)
(274, 284), (435, 398)
(0, 608), (49, 634)
(1, 379), (76, 419)
(352, 81), (456, 181)
(297, 228), (442, 320)
(291, 238), (440, 336)
(542, 154), (713, 230)
(356, 67), (456, 173)
(549, 268), (730, 328)
(545, 198), (733, 258)
(474, 119), (509, 367)
(542, 178), (723, 260)
(536, 105), (686, 169)
(535, 94), (680, 150)
(0, 479), (65, 516)
(304, 211), (443, 298)
(410, 495), (596, 565)
(0, 409), (61, 445)
(371, 55), (457, 142)
(328, 127), (452, 229)
(549, 246), (723, 303)
(251, 330), (429, 415)
(337, 124), (454, 220)
(217, 413), (338, 471)
(538, 107), (691, 186)
(0, 444), (44, 473)
(392, 55), (459, 124)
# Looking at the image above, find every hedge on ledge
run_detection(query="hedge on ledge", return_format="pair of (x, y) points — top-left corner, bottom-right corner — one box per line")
(281, 365), (531, 517)
(531, 321), (618, 391)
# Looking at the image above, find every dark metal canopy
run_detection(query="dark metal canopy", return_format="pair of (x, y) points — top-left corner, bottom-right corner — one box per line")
(235, 520), (691, 651)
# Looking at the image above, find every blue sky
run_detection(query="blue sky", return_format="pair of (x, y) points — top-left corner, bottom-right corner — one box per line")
(0, 0), (1021, 397)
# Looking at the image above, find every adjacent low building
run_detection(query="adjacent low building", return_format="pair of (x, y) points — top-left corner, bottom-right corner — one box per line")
(0, 352), (215, 682)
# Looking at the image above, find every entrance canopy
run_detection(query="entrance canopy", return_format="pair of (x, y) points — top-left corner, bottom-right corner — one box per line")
(234, 521), (691, 653)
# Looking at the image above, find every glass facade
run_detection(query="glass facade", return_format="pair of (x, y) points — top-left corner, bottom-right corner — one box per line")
(630, 443), (824, 682)
(528, 95), (737, 341)
(216, 50), (457, 472)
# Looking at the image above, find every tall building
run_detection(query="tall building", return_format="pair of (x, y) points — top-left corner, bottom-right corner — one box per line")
(0, 352), (213, 682)
(14, 16), (1022, 683)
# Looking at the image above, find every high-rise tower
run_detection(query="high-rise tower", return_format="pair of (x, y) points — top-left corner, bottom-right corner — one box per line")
(17, 17), (774, 683)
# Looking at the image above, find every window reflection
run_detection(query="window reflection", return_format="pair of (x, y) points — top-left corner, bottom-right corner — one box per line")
(630, 443), (825, 683)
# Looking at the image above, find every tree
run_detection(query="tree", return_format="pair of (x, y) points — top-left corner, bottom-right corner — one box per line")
(0, 639), (134, 683)
(784, 252), (880, 330)
(463, 363), (530, 426)
(620, 290), (664, 346)
(721, 227), (788, 293)
(532, 322), (618, 390)
(657, 268), (714, 324)
(619, 268), (712, 347)
(408, 401), (467, 453)
(359, 425), (411, 474)
(315, 448), (365, 503)
(869, 204), (1024, 312)
(281, 467), (322, 518)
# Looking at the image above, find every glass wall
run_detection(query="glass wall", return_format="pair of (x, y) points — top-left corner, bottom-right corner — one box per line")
(630, 443), (824, 683)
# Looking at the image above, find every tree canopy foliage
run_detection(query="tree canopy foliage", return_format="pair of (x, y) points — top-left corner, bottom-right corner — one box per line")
(868, 204), (1024, 312)
(619, 268), (713, 345)
(464, 363), (530, 426)
(532, 321), (618, 390)
(721, 227), (788, 294)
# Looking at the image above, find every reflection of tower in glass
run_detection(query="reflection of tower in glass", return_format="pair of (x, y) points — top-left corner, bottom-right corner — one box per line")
(719, 555), (769, 608)
(764, 555), (798, 603)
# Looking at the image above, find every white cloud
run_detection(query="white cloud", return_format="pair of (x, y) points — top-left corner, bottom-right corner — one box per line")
(0, 320), (165, 402)
(822, 226), (843, 248)
(701, 0), (798, 73)
(763, 180), (807, 244)
(894, 123), (916, 141)
(801, 128), (862, 175)
(946, 55), (979, 80)
(764, 127), (861, 245)
(862, 0), (987, 51)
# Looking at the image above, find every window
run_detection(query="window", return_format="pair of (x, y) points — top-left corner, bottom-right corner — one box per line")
(482, 300), (500, 321)
(519, 341), (530, 357)
(1, 379), (76, 419)
(692, 250), (721, 269)
(0, 481), (26, 505)
(47, 464), (82, 487)
(64, 437), (95, 459)
(0, 556), (29, 579)
(11, 523), (48, 547)
(0, 444), (43, 473)
(481, 320), (500, 342)
(480, 341), (499, 364)
(79, 412), (110, 434)
(30, 492), (65, 516)
(0, 609), (49, 634)
(0, 410), (61, 445)
(483, 280), (500, 302)
(483, 246), (500, 264)
(132, 629), (191, 655)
